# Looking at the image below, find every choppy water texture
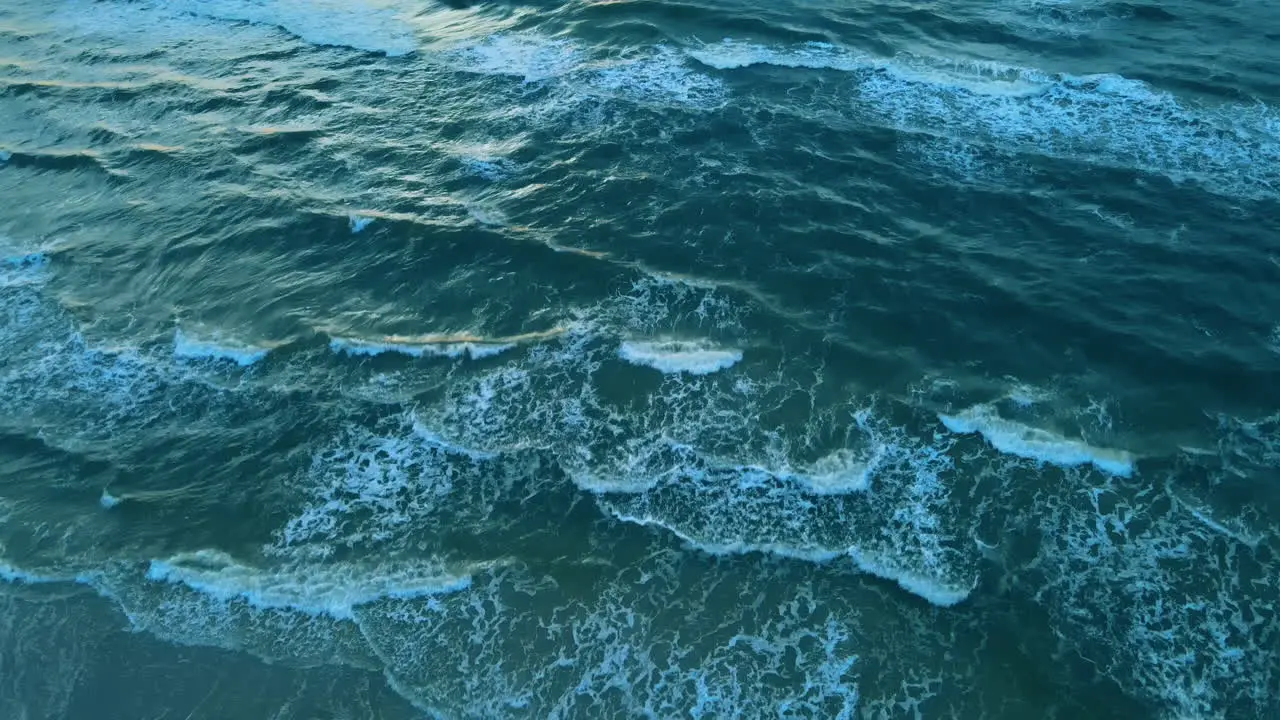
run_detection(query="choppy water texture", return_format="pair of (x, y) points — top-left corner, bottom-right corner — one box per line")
(2, 1), (1279, 718)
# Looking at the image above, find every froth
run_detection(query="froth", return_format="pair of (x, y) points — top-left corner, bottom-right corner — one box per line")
(448, 34), (580, 83)
(612, 512), (972, 607)
(795, 447), (881, 494)
(447, 35), (725, 108)
(173, 329), (269, 366)
(855, 54), (1280, 198)
(845, 548), (974, 607)
(618, 339), (742, 375)
(146, 550), (470, 620)
(329, 336), (514, 360)
(275, 413), (498, 556)
(693, 38), (1280, 198)
(939, 404), (1134, 476)
(0, 248), (49, 288)
(589, 48), (727, 107)
(348, 214), (374, 233)
(690, 40), (869, 72)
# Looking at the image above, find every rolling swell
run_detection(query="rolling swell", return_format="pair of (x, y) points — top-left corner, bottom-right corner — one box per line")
(3, 0), (1279, 718)
(5, 245), (1277, 716)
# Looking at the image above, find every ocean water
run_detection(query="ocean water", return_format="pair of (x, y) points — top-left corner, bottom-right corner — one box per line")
(1, 0), (1278, 718)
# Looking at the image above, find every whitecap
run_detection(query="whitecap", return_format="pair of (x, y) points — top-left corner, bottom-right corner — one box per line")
(854, 54), (1280, 198)
(693, 39), (1280, 198)
(608, 511), (973, 607)
(0, 249), (49, 288)
(447, 35), (723, 108)
(794, 447), (883, 495)
(587, 47), (726, 107)
(145, 550), (471, 620)
(348, 214), (374, 233)
(845, 547), (975, 607)
(173, 329), (269, 366)
(0, 559), (86, 586)
(690, 40), (868, 72)
(447, 34), (580, 83)
(329, 337), (514, 360)
(618, 339), (742, 375)
(939, 404), (1134, 476)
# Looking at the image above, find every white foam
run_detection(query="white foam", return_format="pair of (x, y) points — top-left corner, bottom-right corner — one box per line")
(939, 404), (1134, 476)
(464, 342), (515, 359)
(692, 39), (1280, 197)
(0, 561), (82, 586)
(845, 547), (974, 607)
(349, 214), (374, 233)
(461, 157), (515, 181)
(609, 510), (972, 607)
(1006, 383), (1048, 408)
(145, 550), (470, 620)
(587, 48), (726, 107)
(448, 34), (580, 83)
(618, 339), (742, 375)
(1181, 503), (1262, 549)
(854, 54), (1280, 198)
(466, 204), (506, 226)
(447, 35), (723, 108)
(173, 329), (269, 366)
(794, 447), (882, 495)
(0, 249), (49, 288)
(0, 562), (43, 584)
(329, 337), (514, 360)
(275, 414), (496, 553)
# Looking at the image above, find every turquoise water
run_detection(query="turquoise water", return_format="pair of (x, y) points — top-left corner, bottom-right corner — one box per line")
(1, 1), (1278, 718)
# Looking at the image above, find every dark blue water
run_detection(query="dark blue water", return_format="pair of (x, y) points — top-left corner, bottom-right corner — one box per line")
(2, 1), (1278, 718)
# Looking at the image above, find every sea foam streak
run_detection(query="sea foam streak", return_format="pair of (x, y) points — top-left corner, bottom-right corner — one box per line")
(173, 329), (269, 366)
(618, 339), (742, 375)
(939, 404), (1134, 476)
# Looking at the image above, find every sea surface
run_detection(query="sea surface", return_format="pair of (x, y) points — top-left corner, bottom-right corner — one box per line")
(1, 1), (1278, 718)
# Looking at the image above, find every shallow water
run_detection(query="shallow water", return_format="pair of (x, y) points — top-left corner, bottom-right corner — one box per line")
(1, 1), (1278, 718)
